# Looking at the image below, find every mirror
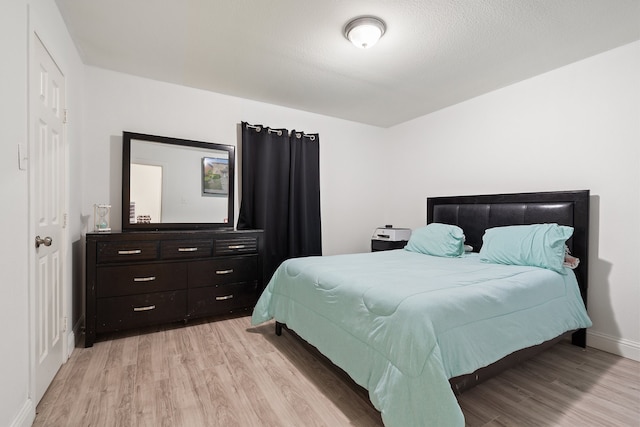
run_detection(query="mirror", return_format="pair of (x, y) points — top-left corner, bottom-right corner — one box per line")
(122, 131), (235, 230)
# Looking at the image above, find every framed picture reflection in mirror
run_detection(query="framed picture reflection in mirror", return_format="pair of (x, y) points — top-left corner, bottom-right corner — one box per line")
(202, 156), (229, 196)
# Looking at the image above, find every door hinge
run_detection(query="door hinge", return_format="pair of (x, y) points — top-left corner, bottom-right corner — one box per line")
(63, 109), (68, 124)
(63, 212), (68, 229)
(62, 316), (68, 333)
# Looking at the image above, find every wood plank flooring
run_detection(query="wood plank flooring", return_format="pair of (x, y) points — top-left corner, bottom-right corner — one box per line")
(35, 315), (640, 426)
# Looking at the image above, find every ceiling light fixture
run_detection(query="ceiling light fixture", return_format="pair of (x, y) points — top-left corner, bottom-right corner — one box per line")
(344, 16), (386, 49)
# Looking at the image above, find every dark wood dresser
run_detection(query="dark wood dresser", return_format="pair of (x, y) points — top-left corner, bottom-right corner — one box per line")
(85, 229), (263, 347)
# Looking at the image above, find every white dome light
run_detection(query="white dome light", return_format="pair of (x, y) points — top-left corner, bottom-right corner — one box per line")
(344, 17), (386, 49)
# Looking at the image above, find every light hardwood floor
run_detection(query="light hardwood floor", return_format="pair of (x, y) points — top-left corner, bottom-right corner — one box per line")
(35, 315), (640, 426)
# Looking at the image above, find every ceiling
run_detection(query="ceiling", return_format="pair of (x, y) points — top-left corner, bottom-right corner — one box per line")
(55, 0), (640, 128)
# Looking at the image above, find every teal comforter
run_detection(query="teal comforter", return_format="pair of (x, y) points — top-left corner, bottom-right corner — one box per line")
(251, 250), (592, 426)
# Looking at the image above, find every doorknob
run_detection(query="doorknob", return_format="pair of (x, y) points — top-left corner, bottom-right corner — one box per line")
(35, 235), (53, 248)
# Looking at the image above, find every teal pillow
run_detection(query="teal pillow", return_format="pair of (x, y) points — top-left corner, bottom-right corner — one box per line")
(479, 223), (574, 273)
(405, 223), (465, 257)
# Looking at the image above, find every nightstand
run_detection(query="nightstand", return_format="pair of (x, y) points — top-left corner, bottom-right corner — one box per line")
(371, 225), (411, 251)
(371, 239), (408, 252)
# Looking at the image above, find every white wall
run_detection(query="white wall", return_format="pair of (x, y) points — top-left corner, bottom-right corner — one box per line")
(0, 1), (85, 426)
(82, 67), (387, 255)
(385, 41), (640, 360)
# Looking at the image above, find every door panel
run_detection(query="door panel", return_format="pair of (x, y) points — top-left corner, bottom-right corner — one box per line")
(30, 33), (65, 404)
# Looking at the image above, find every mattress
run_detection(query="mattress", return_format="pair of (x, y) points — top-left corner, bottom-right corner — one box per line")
(251, 249), (592, 426)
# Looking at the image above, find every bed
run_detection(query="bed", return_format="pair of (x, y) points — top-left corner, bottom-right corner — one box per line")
(251, 190), (591, 426)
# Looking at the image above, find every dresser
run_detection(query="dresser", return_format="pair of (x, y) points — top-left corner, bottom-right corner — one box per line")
(85, 229), (263, 347)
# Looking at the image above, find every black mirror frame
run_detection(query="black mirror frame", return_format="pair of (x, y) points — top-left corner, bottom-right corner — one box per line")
(122, 131), (235, 231)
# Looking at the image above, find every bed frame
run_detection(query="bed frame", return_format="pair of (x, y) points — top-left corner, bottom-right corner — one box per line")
(427, 189), (590, 393)
(276, 189), (590, 395)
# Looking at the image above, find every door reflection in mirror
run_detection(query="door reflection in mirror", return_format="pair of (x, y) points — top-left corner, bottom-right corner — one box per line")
(130, 163), (162, 223)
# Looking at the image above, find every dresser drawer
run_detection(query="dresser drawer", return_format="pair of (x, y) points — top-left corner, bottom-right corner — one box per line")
(97, 263), (187, 298)
(187, 282), (259, 318)
(214, 237), (258, 255)
(188, 255), (258, 288)
(97, 241), (159, 263)
(161, 239), (213, 260)
(96, 290), (187, 333)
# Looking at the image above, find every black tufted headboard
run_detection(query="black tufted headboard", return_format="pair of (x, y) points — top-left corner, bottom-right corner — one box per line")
(427, 190), (590, 346)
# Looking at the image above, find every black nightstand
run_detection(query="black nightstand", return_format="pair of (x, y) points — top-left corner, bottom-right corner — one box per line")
(371, 239), (408, 252)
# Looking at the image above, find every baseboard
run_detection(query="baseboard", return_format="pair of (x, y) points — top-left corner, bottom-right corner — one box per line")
(66, 315), (84, 359)
(66, 330), (76, 360)
(587, 330), (640, 362)
(10, 398), (34, 427)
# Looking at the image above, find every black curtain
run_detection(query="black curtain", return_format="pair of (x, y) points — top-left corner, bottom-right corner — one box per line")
(237, 122), (322, 282)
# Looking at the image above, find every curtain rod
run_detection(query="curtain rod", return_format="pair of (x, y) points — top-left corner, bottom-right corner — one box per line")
(244, 123), (317, 140)
(294, 132), (316, 141)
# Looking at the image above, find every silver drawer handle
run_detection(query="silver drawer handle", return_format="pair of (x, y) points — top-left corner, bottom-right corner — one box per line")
(133, 305), (156, 312)
(133, 276), (156, 282)
(228, 245), (245, 249)
(215, 294), (234, 301)
(215, 269), (234, 275)
(178, 247), (198, 252)
(118, 249), (142, 255)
